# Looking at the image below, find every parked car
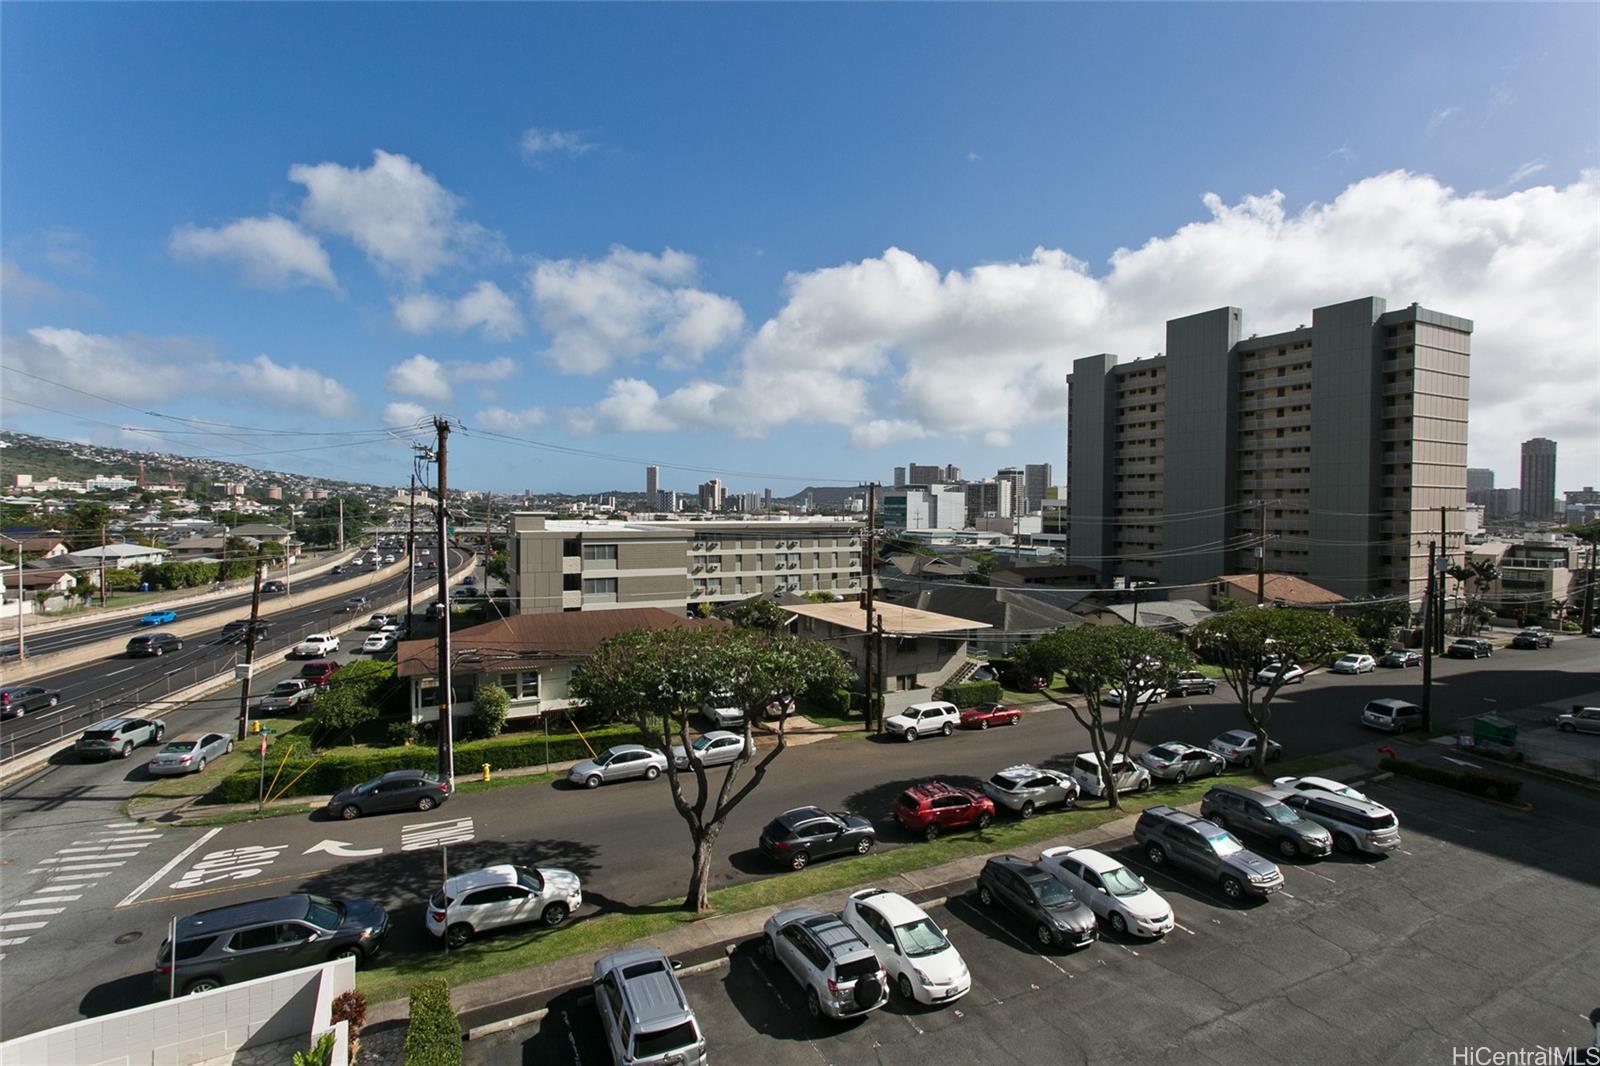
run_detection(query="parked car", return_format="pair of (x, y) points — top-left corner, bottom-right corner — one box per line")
(1511, 630), (1553, 650)
(1201, 784), (1333, 860)
(593, 947), (708, 1066)
(1271, 775), (1371, 802)
(842, 888), (970, 1005)
(426, 863), (581, 947)
(1137, 741), (1227, 783)
(1379, 649), (1422, 668)
(983, 764), (1078, 818)
(0, 684), (62, 718)
(293, 633), (340, 658)
(1167, 671), (1218, 697)
(894, 781), (994, 841)
(1036, 845), (1174, 938)
(670, 730), (753, 770)
(700, 703), (745, 730)
(1102, 686), (1164, 707)
(327, 769), (451, 819)
(1133, 805), (1284, 900)
(362, 613), (393, 631)
(75, 716), (167, 760)
(1361, 697), (1424, 733)
(126, 633), (184, 657)
(882, 700), (961, 741)
(1069, 751), (1152, 797)
(261, 579), (287, 593)
(1252, 662), (1306, 686)
(762, 908), (889, 1020)
(760, 806), (876, 870)
(139, 609), (178, 626)
(568, 744), (667, 788)
(1446, 638), (1493, 659)
(154, 893), (388, 996)
(1208, 729), (1282, 765)
(959, 702), (1022, 729)
(299, 659), (341, 687)
(1331, 653), (1377, 675)
(148, 732), (234, 776)
(976, 854), (1097, 949)
(1556, 707), (1600, 734)
(221, 618), (271, 643)
(258, 678), (315, 712)
(362, 632), (396, 653)
(1275, 788), (1401, 856)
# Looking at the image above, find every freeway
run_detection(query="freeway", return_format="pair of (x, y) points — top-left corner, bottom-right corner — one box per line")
(0, 631), (1593, 1037)
(0, 546), (465, 764)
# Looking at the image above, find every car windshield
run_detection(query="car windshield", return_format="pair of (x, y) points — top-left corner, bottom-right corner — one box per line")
(304, 896), (342, 931)
(354, 777), (382, 795)
(1204, 830), (1244, 857)
(988, 772), (1024, 790)
(1338, 656), (1358, 664)
(158, 741), (197, 754)
(516, 868), (544, 893)
(1101, 866), (1147, 896)
(633, 1021), (698, 1059)
(273, 683), (299, 694)
(893, 917), (949, 958)
(1218, 732), (1251, 746)
(1034, 878), (1075, 907)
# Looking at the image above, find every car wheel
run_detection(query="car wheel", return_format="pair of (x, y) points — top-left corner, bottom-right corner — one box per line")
(791, 852), (809, 871)
(898, 973), (915, 1002)
(645, 766), (660, 780)
(855, 836), (873, 855)
(1108, 912), (1128, 936)
(542, 902), (569, 926)
(154, 648), (164, 657)
(340, 804), (360, 820)
(224, 740), (233, 754)
(904, 729), (918, 742)
(1035, 924), (1055, 947)
(978, 885), (995, 906)
(979, 719), (989, 730)
(976, 811), (992, 830)
(184, 978), (222, 995)
(47, 695), (59, 708)
(941, 722), (954, 737)
(119, 742), (133, 759)
(1135, 776), (1151, 793)
(1334, 833), (1356, 854)
(153, 726), (165, 743)
(1146, 843), (1167, 866)
(447, 923), (472, 949)
(196, 757), (207, 773)
(1009, 714), (1021, 725)
(416, 796), (436, 812)
(924, 823), (941, 842)
(1174, 771), (1188, 785)
(1278, 838), (1298, 860)
(1220, 876), (1244, 900)
(332, 946), (362, 968)
(1020, 800), (1036, 819)
(585, 774), (603, 789)
(806, 988), (823, 1020)
(1559, 723), (1575, 733)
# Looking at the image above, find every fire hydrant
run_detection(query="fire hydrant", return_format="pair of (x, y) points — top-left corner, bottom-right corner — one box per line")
(482, 763), (492, 782)
(251, 720), (262, 734)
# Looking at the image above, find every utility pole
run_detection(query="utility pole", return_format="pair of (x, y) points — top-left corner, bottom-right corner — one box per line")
(434, 417), (454, 785)
(862, 483), (876, 732)
(1421, 540), (1436, 732)
(337, 498), (344, 553)
(1255, 500), (1268, 605)
(406, 472), (418, 631)
(1582, 527), (1597, 636)
(875, 614), (887, 736)
(14, 543), (23, 661)
(99, 525), (108, 607)
(237, 545), (266, 741)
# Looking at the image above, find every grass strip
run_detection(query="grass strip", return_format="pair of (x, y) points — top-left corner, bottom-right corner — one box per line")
(353, 754), (1338, 1004)
(133, 718), (303, 800)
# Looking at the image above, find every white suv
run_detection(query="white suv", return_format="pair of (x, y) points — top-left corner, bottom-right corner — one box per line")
(1069, 751), (1151, 797)
(842, 888), (970, 1006)
(293, 633), (339, 658)
(883, 701), (960, 742)
(762, 908), (888, 1020)
(426, 863), (581, 948)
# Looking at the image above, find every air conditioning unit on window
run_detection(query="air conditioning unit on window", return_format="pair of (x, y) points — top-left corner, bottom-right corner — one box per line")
(708, 564), (719, 572)
(788, 540), (799, 549)
(693, 542), (705, 550)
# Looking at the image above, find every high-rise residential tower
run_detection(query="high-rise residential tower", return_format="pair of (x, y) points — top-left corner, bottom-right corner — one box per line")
(1519, 438), (1557, 520)
(645, 465), (660, 508)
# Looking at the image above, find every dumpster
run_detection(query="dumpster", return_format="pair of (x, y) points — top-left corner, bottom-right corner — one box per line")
(1461, 713), (1522, 760)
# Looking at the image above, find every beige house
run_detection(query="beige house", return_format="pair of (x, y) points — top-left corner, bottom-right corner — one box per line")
(784, 601), (991, 713)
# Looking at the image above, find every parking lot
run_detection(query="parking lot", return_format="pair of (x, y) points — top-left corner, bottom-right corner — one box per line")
(467, 771), (1600, 1064)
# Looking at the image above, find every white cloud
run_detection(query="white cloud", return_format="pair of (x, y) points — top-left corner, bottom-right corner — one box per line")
(1427, 106), (1460, 132)
(450, 356), (517, 383)
(519, 126), (596, 163)
(473, 405), (546, 431)
(394, 282), (524, 341)
(1, 259), (67, 306)
(529, 246), (745, 373)
(1503, 160), (1548, 187)
(383, 401), (429, 428)
(230, 355), (358, 418)
(290, 149), (498, 282)
(392, 292), (449, 334)
(569, 170), (1600, 482)
(852, 419), (928, 449)
(168, 215), (337, 290)
(386, 354), (451, 402)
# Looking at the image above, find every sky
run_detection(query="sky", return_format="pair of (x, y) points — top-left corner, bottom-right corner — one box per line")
(3, 3), (1597, 498)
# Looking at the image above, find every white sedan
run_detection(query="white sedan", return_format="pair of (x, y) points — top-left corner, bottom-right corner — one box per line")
(1208, 729), (1283, 765)
(842, 888), (970, 1005)
(670, 730), (754, 770)
(1252, 662), (1306, 686)
(1331, 654), (1376, 675)
(1037, 846), (1175, 938)
(1102, 687), (1164, 707)
(362, 632), (396, 653)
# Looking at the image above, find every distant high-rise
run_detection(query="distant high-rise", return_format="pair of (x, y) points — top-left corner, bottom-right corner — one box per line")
(996, 468), (1026, 517)
(907, 463), (943, 485)
(944, 465), (961, 482)
(1466, 467), (1494, 507)
(1519, 438), (1557, 520)
(645, 465), (660, 508)
(697, 478), (725, 512)
(763, 487), (773, 512)
(1023, 463), (1053, 514)
(892, 466), (906, 488)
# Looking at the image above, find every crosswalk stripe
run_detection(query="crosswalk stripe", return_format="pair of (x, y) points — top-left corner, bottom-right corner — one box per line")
(0, 909), (65, 919)
(0, 938), (30, 947)
(28, 887), (84, 895)
(58, 846), (148, 855)
(44, 871), (111, 880)
(17, 896), (79, 906)
(37, 861), (126, 870)
(0, 923), (50, 933)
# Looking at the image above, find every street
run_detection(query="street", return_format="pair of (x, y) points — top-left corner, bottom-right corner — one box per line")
(0, 634), (1594, 1038)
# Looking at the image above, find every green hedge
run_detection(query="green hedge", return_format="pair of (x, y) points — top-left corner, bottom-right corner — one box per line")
(214, 724), (649, 803)
(800, 687), (852, 718)
(403, 978), (460, 1066)
(1378, 756), (1523, 801)
(939, 680), (1002, 706)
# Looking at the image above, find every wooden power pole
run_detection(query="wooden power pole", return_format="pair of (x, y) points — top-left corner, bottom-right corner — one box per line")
(434, 417), (454, 785)
(237, 544), (267, 741)
(862, 483), (876, 732)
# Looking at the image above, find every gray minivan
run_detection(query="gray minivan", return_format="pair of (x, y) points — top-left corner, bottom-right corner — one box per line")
(593, 946), (708, 1066)
(1361, 698), (1424, 733)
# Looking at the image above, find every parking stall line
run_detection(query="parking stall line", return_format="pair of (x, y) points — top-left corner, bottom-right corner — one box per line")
(1284, 865), (1338, 884)
(1170, 920), (1198, 936)
(0, 938), (31, 948)
(945, 897), (1071, 978)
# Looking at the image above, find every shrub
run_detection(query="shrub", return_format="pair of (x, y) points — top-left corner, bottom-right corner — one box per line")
(939, 680), (1002, 706)
(387, 721), (422, 746)
(331, 989), (367, 1034)
(291, 1032), (335, 1066)
(1378, 756), (1522, 801)
(105, 567), (143, 591)
(800, 686), (852, 719)
(306, 660), (396, 735)
(403, 978), (461, 1066)
(469, 685), (510, 740)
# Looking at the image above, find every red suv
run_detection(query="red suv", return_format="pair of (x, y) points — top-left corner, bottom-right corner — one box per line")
(894, 782), (995, 841)
(299, 659), (341, 687)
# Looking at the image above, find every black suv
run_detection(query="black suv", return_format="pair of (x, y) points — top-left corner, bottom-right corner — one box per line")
(760, 806), (876, 871)
(221, 618), (272, 643)
(154, 893), (389, 995)
(127, 633), (184, 657)
(976, 854), (1097, 949)
(1133, 805), (1284, 900)
(1200, 784), (1333, 860)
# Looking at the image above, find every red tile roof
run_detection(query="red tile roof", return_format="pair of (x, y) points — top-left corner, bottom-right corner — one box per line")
(394, 608), (725, 677)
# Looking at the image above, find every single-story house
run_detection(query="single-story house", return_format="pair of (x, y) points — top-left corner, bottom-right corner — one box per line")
(394, 607), (726, 725)
(1207, 573), (1346, 610)
(170, 535), (258, 559)
(881, 553), (969, 582)
(784, 600), (991, 713)
(59, 543), (170, 570)
(228, 523), (294, 545)
(4, 566), (79, 605)
(989, 563), (1100, 590)
(894, 584), (1085, 655)
(0, 535), (71, 559)
(1073, 598), (1215, 632)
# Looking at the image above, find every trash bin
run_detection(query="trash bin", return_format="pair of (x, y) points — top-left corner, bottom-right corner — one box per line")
(1473, 714), (1517, 748)
(139, 582), (150, 592)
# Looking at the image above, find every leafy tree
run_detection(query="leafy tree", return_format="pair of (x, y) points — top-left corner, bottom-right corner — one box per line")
(965, 555), (996, 586)
(1340, 596), (1411, 652)
(105, 567), (143, 591)
(485, 550), (508, 583)
(468, 683), (510, 740)
(718, 597), (791, 632)
(218, 536), (258, 581)
(70, 569), (95, 605)
(571, 626), (852, 911)
(1190, 608), (1360, 774)
(1012, 626), (1194, 808)
(306, 660), (397, 738)
(800, 590), (835, 604)
(62, 501), (111, 534)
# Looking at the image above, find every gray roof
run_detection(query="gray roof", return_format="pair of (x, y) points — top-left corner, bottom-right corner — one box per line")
(899, 584), (1087, 633)
(1092, 598), (1214, 630)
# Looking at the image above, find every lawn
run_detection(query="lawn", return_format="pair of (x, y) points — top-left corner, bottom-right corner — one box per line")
(134, 718), (303, 801)
(352, 753), (1341, 1004)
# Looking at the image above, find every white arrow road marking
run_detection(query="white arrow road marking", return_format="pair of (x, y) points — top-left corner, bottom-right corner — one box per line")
(303, 840), (384, 858)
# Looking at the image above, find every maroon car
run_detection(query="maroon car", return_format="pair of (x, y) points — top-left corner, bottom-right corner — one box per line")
(299, 659), (342, 687)
(894, 781), (996, 842)
(960, 702), (1023, 730)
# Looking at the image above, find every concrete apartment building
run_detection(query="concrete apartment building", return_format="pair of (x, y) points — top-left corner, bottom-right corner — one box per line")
(505, 514), (864, 614)
(1519, 438), (1557, 520)
(884, 484), (966, 531)
(1066, 297), (1471, 602)
(1024, 463), (1053, 515)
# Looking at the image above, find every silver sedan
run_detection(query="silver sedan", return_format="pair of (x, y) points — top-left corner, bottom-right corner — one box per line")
(1138, 741), (1227, 783)
(568, 744), (667, 789)
(671, 730), (754, 770)
(148, 732), (235, 776)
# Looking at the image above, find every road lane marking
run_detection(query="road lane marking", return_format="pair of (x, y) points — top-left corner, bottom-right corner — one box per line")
(0, 922), (49, 932)
(17, 896), (79, 906)
(401, 817), (474, 851)
(117, 827), (222, 908)
(131, 867), (334, 909)
(170, 844), (289, 889)
(0, 938), (30, 947)
(0, 908), (66, 919)
(106, 666), (138, 677)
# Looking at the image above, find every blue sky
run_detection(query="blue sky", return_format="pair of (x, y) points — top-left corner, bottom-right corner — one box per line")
(3, 3), (1597, 496)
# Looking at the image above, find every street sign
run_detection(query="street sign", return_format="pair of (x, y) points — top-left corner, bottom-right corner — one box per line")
(234, 663), (255, 680)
